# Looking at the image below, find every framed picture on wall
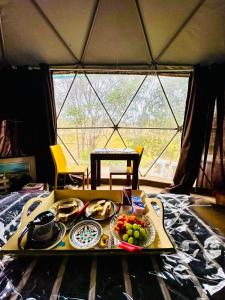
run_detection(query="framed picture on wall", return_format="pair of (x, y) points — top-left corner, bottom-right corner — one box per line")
(0, 156), (36, 181)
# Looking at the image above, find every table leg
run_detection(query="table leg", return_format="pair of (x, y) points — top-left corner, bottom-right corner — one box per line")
(97, 159), (101, 186)
(132, 158), (139, 190)
(91, 157), (97, 190)
(126, 160), (131, 186)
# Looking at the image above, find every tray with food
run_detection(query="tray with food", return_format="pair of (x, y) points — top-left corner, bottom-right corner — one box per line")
(1, 189), (175, 255)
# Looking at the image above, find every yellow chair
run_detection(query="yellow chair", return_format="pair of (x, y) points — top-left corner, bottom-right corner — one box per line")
(50, 144), (89, 190)
(109, 145), (144, 190)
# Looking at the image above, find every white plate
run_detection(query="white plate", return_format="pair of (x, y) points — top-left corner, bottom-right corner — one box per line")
(49, 198), (84, 230)
(85, 199), (117, 221)
(110, 214), (156, 248)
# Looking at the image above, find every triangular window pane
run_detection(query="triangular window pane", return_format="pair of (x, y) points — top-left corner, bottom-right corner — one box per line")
(119, 129), (177, 176)
(58, 128), (114, 166)
(147, 132), (182, 182)
(158, 76), (189, 126)
(105, 130), (126, 148)
(53, 73), (75, 116)
(57, 74), (113, 128)
(87, 74), (145, 124)
(119, 75), (177, 128)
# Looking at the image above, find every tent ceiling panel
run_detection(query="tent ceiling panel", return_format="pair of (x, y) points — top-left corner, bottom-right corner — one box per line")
(138, 0), (200, 61)
(83, 0), (150, 64)
(0, 0), (224, 68)
(157, 0), (225, 65)
(4, 0), (75, 65)
(36, 0), (96, 62)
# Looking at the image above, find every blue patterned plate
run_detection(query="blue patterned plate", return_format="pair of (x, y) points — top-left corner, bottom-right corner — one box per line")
(69, 220), (103, 250)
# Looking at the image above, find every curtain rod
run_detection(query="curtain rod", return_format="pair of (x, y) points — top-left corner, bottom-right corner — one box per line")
(50, 64), (193, 72)
(7, 64), (193, 73)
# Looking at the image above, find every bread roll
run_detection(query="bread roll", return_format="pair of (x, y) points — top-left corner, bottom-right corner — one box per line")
(57, 199), (78, 214)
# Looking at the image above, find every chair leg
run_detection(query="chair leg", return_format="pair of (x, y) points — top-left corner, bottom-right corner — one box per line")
(55, 173), (58, 190)
(87, 169), (89, 189)
(82, 173), (85, 190)
(109, 174), (112, 190)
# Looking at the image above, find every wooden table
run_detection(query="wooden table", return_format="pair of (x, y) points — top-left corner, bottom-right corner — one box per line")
(91, 148), (140, 190)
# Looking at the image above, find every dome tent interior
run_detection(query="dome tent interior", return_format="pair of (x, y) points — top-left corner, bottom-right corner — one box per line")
(0, 2), (225, 300)
(0, 0), (224, 69)
(0, 0), (224, 190)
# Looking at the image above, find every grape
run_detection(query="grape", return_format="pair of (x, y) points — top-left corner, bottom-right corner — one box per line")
(127, 229), (133, 236)
(140, 228), (146, 235)
(128, 237), (134, 244)
(140, 228), (147, 240)
(133, 238), (138, 245)
(132, 223), (138, 230)
(122, 234), (128, 242)
(126, 223), (132, 230)
(134, 230), (140, 239)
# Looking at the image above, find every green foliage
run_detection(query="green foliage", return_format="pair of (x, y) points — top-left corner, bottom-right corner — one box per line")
(54, 74), (188, 178)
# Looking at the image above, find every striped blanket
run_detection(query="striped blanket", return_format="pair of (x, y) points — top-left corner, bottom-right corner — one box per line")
(0, 192), (225, 300)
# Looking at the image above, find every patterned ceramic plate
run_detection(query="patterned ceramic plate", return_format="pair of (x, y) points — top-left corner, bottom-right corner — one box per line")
(69, 220), (103, 250)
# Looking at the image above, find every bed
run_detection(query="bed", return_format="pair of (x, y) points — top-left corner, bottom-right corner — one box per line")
(0, 191), (225, 299)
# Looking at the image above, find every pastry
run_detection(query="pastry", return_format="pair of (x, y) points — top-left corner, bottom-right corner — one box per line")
(88, 199), (113, 219)
(57, 206), (79, 222)
(91, 200), (106, 211)
(98, 234), (109, 248)
(89, 200), (105, 214)
(56, 199), (80, 222)
(57, 199), (78, 214)
(100, 202), (111, 217)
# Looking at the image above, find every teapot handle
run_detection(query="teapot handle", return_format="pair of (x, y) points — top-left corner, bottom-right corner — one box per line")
(17, 222), (34, 250)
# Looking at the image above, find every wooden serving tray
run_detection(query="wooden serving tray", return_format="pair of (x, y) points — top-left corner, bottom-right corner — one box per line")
(1, 190), (175, 255)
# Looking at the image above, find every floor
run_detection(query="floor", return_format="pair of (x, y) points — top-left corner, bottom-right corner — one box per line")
(80, 183), (225, 236)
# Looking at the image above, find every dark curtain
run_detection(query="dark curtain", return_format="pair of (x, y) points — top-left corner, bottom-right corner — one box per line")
(0, 65), (57, 184)
(0, 66), (30, 156)
(211, 64), (225, 192)
(196, 64), (225, 194)
(0, 120), (24, 157)
(167, 65), (216, 194)
(34, 64), (57, 183)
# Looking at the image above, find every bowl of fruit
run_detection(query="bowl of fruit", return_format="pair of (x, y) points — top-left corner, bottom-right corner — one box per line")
(110, 213), (156, 247)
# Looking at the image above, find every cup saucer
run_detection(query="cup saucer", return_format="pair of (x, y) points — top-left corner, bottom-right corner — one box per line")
(24, 222), (66, 250)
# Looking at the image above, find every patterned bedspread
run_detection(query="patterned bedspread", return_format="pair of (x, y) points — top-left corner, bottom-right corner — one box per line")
(0, 192), (225, 300)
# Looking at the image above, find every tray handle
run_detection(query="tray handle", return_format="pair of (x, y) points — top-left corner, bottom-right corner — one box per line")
(20, 197), (45, 224)
(144, 197), (164, 224)
(20, 192), (55, 226)
(2, 192), (55, 250)
(144, 197), (173, 249)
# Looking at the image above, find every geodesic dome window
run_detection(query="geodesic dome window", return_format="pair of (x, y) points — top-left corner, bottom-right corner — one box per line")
(53, 72), (189, 183)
